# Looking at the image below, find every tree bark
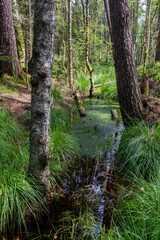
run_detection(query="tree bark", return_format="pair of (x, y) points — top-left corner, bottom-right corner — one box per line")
(86, 0), (94, 98)
(108, 0), (144, 124)
(28, 0), (55, 191)
(155, 7), (160, 61)
(0, 0), (21, 76)
(68, 0), (73, 89)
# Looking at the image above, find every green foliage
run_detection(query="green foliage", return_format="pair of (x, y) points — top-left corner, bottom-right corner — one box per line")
(137, 61), (160, 82)
(116, 123), (160, 180)
(51, 85), (64, 106)
(108, 175), (160, 240)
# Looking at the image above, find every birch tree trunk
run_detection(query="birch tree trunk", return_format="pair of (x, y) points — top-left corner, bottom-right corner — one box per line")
(28, 0), (55, 191)
(108, 0), (144, 125)
(86, 0), (94, 98)
(68, 0), (73, 89)
(0, 0), (21, 76)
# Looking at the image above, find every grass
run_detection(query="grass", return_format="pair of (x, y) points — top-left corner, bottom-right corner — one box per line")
(137, 61), (160, 82)
(0, 110), (45, 235)
(115, 122), (160, 180)
(50, 108), (70, 131)
(108, 174), (160, 240)
(51, 85), (64, 106)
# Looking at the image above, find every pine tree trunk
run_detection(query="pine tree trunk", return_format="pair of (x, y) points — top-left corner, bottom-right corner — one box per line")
(108, 0), (144, 124)
(0, 0), (21, 76)
(155, 7), (160, 61)
(68, 0), (73, 90)
(28, 0), (55, 191)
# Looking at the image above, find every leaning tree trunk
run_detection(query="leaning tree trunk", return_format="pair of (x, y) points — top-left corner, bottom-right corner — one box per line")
(0, 0), (21, 76)
(108, 0), (144, 125)
(86, 0), (94, 98)
(28, 0), (55, 191)
(155, 7), (160, 61)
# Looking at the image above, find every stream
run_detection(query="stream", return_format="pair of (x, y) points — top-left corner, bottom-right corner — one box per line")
(51, 99), (123, 237)
(28, 99), (123, 239)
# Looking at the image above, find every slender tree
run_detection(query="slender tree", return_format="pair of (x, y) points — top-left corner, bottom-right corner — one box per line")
(12, 0), (25, 67)
(108, 0), (144, 124)
(68, 0), (73, 89)
(155, 6), (160, 61)
(0, 0), (21, 75)
(141, 0), (152, 72)
(86, 0), (94, 98)
(104, 0), (112, 42)
(28, 0), (55, 191)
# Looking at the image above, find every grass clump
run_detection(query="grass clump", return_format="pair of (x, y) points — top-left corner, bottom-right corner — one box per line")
(0, 171), (45, 234)
(108, 175), (160, 240)
(115, 123), (160, 180)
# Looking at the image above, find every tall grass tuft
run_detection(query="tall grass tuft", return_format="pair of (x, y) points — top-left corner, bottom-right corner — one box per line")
(115, 122), (160, 180)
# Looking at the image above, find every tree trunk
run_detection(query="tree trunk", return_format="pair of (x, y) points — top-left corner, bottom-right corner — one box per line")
(155, 7), (160, 61)
(0, 0), (21, 76)
(68, 0), (73, 90)
(141, 0), (152, 72)
(28, 0), (55, 191)
(12, 0), (25, 67)
(86, 0), (94, 98)
(108, 0), (144, 125)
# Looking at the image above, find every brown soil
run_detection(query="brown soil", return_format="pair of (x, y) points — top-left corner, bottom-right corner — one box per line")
(0, 84), (31, 115)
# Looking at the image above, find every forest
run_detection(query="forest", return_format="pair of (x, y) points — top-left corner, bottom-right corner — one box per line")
(0, 0), (160, 239)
